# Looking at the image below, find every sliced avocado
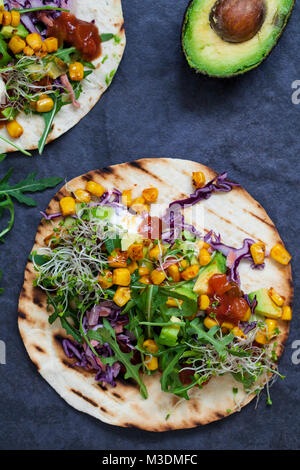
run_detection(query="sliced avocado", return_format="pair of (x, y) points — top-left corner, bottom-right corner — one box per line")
(248, 288), (282, 319)
(28, 64), (47, 81)
(121, 233), (143, 251)
(45, 58), (68, 80)
(1, 24), (28, 39)
(158, 316), (182, 347)
(182, 0), (294, 77)
(193, 251), (226, 295)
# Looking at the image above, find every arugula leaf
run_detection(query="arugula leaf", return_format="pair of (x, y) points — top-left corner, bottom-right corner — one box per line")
(0, 154), (7, 162)
(0, 169), (62, 206)
(54, 47), (77, 64)
(188, 318), (234, 359)
(159, 285), (198, 316)
(0, 135), (31, 156)
(0, 37), (12, 67)
(0, 194), (14, 242)
(160, 346), (186, 396)
(88, 320), (148, 399)
(38, 94), (60, 155)
(105, 235), (121, 254)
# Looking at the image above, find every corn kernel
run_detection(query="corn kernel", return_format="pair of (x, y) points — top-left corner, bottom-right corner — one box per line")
(199, 248), (211, 266)
(142, 187), (158, 203)
(86, 180), (105, 198)
(270, 243), (291, 265)
(69, 62), (84, 81)
(23, 45), (34, 56)
(35, 41), (47, 58)
(199, 294), (210, 310)
(113, 287), (131, 307)
(59, 197), (76, 216)
(36, 96), (54, 113)
(44, 37), (58, 53)
(131, 196), (149, 214)
(26, 33), (43, 51)
(11, 10), (20, 27)
(281, 306), (292, 321)
(98, 270), (113, 289)
(143, 339), (158, 354)
(128, 261), (138, 274)
(180, 259), (189, 269)
(140, 275), (151, 285)
(6, 120), (23, 138)
(250, 242), (265, 265)
(108, 249), (128, 268)
(256, 319), (278, 344)
(128, 243), (144, 261)
(8, 35), (26, 54)
(121, 189), (132, 207)
(204, 316), (218, 329)
(112, 268), (131, 286)
(74, 188), (91, 204)
(221, 321), (234, 331)
(3, 11), (12, 26)
(198, 240), (210, 250)
(181, 264), (199, 281)
(150, 269), (166, 285)
(145, 355), (158, 371)
(149, 242), (162, 260)
(166, 297), (183, 308)
(268, 287), (285, 307)
(232, 327), (247, 339)
(241, 307), (251, 322)
(139, 266), (150, 276)
(167, 264), (180, 282)
(192, 171), (206, 189)
(0, 12), (3, 24)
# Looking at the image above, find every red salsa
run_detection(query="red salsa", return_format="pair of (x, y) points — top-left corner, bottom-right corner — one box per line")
(47, 12), (101, 61)
(206, 274), (249, 325)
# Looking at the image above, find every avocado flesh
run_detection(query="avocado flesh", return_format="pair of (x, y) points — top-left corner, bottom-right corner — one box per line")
(182, 0), (294, 77)
(193, 252), (226, 295)
(1, 24), (28, 39)
(248, 288), (282, 319)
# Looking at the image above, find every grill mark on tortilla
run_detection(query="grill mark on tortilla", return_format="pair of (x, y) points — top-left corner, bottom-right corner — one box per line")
(33, 297), (43, 308)
(100, 406), (107, 413)
(128, 160), (165, 184)
(34, 345), (45, 353)
(98, 383), (107, 391)
(112, 392), (122, 399)
(205, 207), (257, 239)
(70, 389), (98, 407)
(99, 166), (115, 176)
(245, 209), (274, 228)
(62, 359), (75, 369)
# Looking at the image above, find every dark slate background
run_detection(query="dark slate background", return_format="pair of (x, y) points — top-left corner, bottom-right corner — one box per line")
(0, 0), (299, 450)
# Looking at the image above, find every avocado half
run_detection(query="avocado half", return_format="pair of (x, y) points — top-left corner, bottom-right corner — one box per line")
(182, 0), (295, 77)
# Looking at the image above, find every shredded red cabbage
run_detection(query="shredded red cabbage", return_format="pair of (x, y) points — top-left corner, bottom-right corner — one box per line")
(161, 173), (238, 244)
(204, 231), (264, 284)
(62, 301), (135, 387)
(169, 172), (239, 209)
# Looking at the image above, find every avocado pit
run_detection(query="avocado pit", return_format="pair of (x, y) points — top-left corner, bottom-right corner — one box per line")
(209, 0), (266, 43)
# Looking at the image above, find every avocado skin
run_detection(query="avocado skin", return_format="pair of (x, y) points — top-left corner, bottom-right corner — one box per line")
(248, 288), (282, 319)
(181, 0), (295, 78)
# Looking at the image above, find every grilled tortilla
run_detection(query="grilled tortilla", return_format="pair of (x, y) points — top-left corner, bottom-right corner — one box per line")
(0, 0), (125, 153)
(18, 158), (292, 431)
